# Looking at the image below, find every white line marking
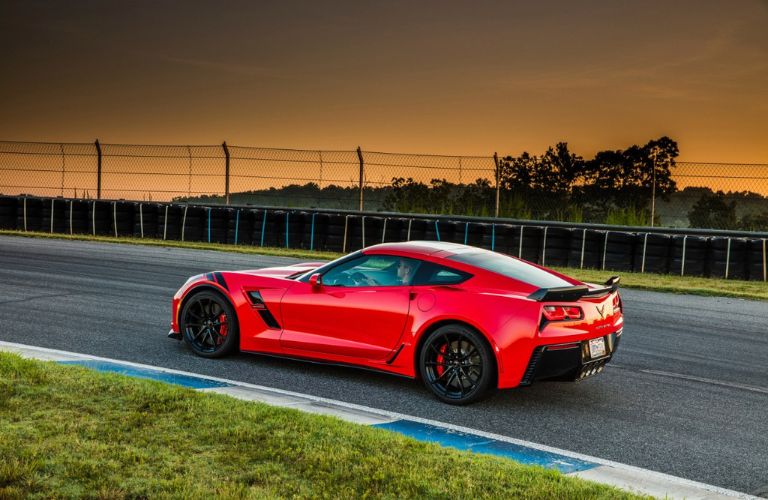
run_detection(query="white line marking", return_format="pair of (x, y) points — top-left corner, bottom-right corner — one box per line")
(200, 386), (396, 425)
(573, 465), (751, 500)
(0, 340), (757, 499)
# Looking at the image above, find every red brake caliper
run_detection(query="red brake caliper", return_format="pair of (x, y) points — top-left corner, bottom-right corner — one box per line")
(436, 344), (447, 378)
(217, 313), (228, 344)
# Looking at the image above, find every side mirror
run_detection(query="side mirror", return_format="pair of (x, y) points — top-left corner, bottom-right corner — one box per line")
(309, 273), (323, 289)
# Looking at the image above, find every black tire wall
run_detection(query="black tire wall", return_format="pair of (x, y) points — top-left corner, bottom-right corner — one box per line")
(134, 203), (160, 238)
(0, 196), (18, 229)
(6, 196), (768, 282)
(69, 199), (90, 234)
(40, 198), (69, 234)
(747, 239), (767, 282)
(633, 233), (671, 274)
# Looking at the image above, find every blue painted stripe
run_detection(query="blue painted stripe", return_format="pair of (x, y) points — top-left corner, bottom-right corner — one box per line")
(260, 210), (267, 247)
(491, 223), (496, 251)
(285, 212), (290, 248)
(373, 420), (596, 474)
(234, 209), (240, 245)
(207, 208), (212, 243)
(434, 220), (441, 241)
(59, 360), (231, 389)
(310, 212), (316, 251)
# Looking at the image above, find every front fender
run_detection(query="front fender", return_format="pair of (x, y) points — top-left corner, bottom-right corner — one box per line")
(171, 273), (233, 333)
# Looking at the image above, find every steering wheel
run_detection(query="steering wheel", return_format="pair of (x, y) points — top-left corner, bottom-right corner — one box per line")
(351, 272), (377, 286)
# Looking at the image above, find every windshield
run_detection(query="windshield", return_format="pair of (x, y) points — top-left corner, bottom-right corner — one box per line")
(447, 251), (574, 289)
(297, 250), (362, 282)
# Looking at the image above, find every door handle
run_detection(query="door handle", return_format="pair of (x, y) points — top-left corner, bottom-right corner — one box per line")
(409, 292), (417, 300)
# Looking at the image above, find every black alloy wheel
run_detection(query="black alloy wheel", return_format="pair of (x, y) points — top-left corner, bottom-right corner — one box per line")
(181, 290), (238, 358)
(419, 324), (495, 405)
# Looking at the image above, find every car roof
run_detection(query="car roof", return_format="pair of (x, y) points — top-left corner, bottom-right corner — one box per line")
(363, 240), (478, 257)
(363, 240), (579, 289)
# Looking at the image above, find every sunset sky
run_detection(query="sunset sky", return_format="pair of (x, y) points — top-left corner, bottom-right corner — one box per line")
(1, 0), (767, 162)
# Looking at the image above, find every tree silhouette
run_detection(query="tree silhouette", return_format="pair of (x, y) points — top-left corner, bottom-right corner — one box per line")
(585, 137), (678, 198)
(499, 143), (583, 194)
(499, 151), (537, 191)
(688, 191), (737, 229)
(495, 136), (680, 221)
(538, 142), (584, 194)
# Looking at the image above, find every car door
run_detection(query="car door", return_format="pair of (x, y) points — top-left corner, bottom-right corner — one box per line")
(279, 254), (418, 361)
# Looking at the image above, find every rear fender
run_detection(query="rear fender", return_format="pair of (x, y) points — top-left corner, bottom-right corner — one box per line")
(410, 317), (505, 381)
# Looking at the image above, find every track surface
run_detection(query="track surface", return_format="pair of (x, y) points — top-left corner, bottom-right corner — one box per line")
(2, 236), (766, 495)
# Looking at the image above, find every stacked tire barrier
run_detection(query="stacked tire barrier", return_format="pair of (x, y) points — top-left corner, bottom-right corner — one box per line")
(2, 195), (767, 282)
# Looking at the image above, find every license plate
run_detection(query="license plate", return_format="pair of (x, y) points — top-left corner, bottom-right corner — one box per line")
(588, 337), (606, 359)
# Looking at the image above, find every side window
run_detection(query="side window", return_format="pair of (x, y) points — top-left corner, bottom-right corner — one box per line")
(412, 261), (472, 286)
(322, 255), (421, 287)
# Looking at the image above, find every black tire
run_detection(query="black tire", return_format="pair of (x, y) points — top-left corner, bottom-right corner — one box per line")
(419, 324), (496, 405)
(180, 290), (239, 358)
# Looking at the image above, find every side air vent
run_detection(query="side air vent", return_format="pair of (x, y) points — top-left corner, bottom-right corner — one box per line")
(245, 290), (281, 329)
(519, 346), (545, 386)
(246, 290), (267, 309)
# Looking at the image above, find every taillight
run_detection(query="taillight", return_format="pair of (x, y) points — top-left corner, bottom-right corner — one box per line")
(613, 293), (622, 313)
(542, 305), (583, 321)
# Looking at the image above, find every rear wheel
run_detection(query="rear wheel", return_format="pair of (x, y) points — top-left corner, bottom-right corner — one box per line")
(419, 324), (495, 405)
(181, 290), (239, 358)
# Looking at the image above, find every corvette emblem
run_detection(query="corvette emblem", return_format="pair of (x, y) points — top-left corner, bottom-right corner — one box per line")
(596, 304), (606, 319)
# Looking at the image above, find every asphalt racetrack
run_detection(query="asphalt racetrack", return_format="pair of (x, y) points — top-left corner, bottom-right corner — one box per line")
(1, 236), (766, 495)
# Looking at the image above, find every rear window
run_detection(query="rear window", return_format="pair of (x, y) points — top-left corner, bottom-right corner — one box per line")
(447, 251), (573, 289)
(412, 261), (472, 286)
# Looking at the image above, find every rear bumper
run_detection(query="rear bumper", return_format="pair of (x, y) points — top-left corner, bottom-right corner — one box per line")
(519, 330), (621, 386)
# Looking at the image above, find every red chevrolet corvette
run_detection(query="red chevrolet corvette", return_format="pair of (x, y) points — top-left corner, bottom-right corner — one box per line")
(169, 241), (623, 404)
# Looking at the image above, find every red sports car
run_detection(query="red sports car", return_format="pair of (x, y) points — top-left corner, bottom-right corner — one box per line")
(169, 241), (623, 404)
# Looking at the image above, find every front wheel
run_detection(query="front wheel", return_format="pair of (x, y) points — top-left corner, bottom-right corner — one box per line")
(419, 324), (496, 405)
(180, 290), (239, 358)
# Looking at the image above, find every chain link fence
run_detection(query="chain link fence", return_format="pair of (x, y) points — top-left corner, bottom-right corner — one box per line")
(658, 162), (768, 230)
(227, 146), (363, 209)
(1, 140), (766, 230)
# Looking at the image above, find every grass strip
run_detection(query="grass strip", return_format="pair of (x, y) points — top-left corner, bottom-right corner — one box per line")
(0, 352), (640, 499)
(2, 229), (764, 301)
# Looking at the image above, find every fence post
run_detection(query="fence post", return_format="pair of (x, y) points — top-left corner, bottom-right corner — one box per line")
(493, 152), (500, 218)
(95, 139), (102, 200)
(650, 148), (657, 227)
(222, 141), (231, 205)
(357, 146), (364, 211)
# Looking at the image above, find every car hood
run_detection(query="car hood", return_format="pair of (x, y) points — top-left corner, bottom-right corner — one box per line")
(237, 262), (324, 279)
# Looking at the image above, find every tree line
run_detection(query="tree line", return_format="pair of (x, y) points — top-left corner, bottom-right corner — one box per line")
(384, 137), (679, 224)
(176, 136), (768, 230)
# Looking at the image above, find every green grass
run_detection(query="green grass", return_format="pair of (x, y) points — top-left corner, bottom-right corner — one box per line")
(0, 352), (641, 499)
(2, 229), (764, 301)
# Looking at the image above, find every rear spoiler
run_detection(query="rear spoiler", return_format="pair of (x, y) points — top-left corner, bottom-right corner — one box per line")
(527, 276), (620, 302)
